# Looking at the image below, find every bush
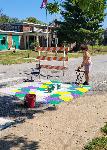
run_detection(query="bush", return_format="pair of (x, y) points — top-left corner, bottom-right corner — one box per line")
(101, 123), (107, 135)
(84, 137), (107, 150)
(30, 41), (39, 49)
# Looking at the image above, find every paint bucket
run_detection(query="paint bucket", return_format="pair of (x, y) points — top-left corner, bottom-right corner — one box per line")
(24, 94), (36, 108)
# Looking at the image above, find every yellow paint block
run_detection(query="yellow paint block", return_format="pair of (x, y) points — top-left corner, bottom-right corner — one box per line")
(44, 82), (52, 85)
(41, 85), (48, 88)
(60, 95), (73, 102)
(76, 88), (88, 92)
(29, 91), (36, 94)
(56, 91), (70, 95)
(12, 89), (20, 92)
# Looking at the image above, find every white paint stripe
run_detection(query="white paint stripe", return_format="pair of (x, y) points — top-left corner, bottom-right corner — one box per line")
(0, 117), (14, 125)
(0, 77), (27, 84)
(0, 117), (14, 130)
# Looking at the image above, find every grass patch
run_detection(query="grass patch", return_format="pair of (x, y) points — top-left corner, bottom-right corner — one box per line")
(84, 123), (107, 150)
(89, 45), (107, 55)
(84, 137), (107, 150)
(68, 52), (83, 58)
(0, 50), (38, 65)
(101, 123), (107, 135)
(0, 49), (83, 64)
(0, 46), (107, 65)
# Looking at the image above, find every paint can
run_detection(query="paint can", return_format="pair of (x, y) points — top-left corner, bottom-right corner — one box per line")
(24, 94), (36, 108)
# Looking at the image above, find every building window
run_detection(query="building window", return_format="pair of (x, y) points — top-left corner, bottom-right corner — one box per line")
(1, 37), (6, 45)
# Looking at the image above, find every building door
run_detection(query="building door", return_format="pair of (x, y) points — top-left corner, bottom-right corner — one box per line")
(12, 35), (20, 49)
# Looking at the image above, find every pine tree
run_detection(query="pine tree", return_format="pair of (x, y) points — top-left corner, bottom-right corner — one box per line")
(57, 0), (106, 51)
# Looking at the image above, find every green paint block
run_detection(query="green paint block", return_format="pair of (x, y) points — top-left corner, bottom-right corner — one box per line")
(82, 85), (91, 89)
(15, 93), (26, 98)
(21, 88), (30, 92)
(76, 91), (84, 95)
(49, 101), (61, 105)
(48, 84), (53, 87)
(18, 97), (24, 100)
(18, 88), (22, 90)
(37, 88), (46, 91)
(68, 90), (77, 92)
(70, 90), (84, 95)
(51, 94), (61, 97)
(51, 80), (61, 83)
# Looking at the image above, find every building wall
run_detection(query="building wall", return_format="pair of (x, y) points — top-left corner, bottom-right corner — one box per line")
(8, 34), (12, 49)
(12, 35), (20, 49)
(0, 33), (21, 50)
(23, 26), (32, 32)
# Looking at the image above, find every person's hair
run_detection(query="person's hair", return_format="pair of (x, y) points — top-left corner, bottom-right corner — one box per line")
(80, 44), (88, 51)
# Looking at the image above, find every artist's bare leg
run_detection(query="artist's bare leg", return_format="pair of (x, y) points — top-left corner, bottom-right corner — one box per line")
(85, 71), (89, 84)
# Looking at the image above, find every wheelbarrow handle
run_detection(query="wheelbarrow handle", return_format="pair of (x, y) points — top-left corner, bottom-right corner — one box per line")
(75, 69), (85, 73)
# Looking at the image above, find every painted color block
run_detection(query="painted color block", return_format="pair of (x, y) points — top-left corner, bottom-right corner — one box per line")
(76, 88), (88, 92)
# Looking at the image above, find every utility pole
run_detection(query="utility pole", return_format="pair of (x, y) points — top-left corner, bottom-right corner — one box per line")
(47, 25), (48, 47)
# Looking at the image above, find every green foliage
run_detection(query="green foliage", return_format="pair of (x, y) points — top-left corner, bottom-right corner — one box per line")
(30, 41), (39, 49)
(84, 137), (107, 150)
(25, 17), (46, 25)
(72, 0), (107, 14)
(101, 123), (107, 135)
(47, 0), (107, 15)
(56, 0), (106, 50)
(8, 17), (21, 23)
(0, 9), (22, 23)
(0, 9), (9, 23)
(46, 1), (60, 14)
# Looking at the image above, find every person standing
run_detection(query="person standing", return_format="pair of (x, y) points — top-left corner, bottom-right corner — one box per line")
(77, 44), (92, 85)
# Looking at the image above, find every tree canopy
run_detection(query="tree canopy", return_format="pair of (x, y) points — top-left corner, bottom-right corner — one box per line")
(25, 17), (46, 25)
(55, 0), (106, 50)
(46, 0), (107, 15)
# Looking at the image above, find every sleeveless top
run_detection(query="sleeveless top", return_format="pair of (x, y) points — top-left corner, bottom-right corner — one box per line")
(83, 52), (92, 65)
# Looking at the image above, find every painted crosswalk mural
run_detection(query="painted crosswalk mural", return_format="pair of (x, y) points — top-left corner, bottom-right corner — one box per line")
(0, 80), (91, 105)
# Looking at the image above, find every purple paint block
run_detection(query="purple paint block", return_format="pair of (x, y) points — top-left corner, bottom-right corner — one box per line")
(27, 86), (38, 89)
(45, 96), (62, 103)
(71, 94), (79, 98)
(15, 91), (29, 95)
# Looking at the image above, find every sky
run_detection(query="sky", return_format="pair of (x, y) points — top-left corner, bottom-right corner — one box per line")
(0, 0), (107, 29)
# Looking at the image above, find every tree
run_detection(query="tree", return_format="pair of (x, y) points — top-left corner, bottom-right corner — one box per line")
(46, 0), (106, 15)
(56, 0), (106, 51)
(0, 9), (9, 23)
(0, 9), (21, 23)
(25, 17), (46, 25)
(8, 17), (21, 23)
(70, 0), (106, 13)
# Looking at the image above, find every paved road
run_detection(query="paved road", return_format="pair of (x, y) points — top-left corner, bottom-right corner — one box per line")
(0, 54), (107, 91)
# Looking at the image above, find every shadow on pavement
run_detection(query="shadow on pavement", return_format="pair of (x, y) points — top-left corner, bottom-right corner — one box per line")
(0, 134), (39, 150)
(0, 95), (57, 120)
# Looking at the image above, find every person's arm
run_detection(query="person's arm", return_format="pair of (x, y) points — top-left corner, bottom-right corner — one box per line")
(78, 52), (87, 69)
(78, 55), (85, 69)
(78, 63), (83, 70)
